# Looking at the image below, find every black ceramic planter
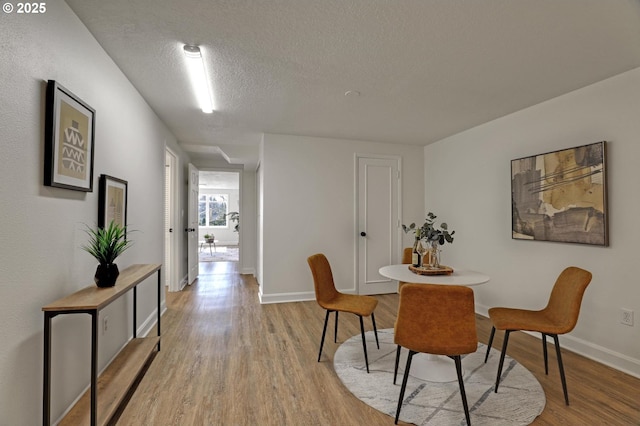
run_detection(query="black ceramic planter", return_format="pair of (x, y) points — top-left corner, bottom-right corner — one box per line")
(94, 263), (119, 287)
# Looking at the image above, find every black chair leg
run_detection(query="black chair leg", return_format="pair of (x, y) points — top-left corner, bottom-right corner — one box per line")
(359, 315), (370, 373)
(452, 355), (471, 426)
(552, 334), (570, 405)
(393, 345), (402, 384)
(542, 333), (549, 375)
(495, 330), (511, 393)
(395, 350), (415, 425)
(371, 312), (379, 349)
(334, 311), (339, 343)
(318, 310), (331, 362)
(485, 326), (496, 363)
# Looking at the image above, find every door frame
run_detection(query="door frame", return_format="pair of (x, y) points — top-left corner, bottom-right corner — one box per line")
(354, 153), (403, 295)
(164, 148), (180, 292)
(197, 167), (243, 263)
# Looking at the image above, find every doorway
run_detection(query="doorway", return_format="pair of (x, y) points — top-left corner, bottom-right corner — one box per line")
(164, 148), (180, 292)
(197, 170), (241, 265)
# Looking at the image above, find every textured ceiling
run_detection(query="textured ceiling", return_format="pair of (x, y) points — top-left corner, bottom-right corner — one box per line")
(65, 0), (640, 167)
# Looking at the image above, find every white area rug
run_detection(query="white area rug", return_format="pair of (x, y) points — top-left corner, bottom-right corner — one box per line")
(199, 246), (239, 262)
(334, 329), (545, 425)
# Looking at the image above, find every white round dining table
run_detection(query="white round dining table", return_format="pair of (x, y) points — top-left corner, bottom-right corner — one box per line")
(378, 264), (490, 382)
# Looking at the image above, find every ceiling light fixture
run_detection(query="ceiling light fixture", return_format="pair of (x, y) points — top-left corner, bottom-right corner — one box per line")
(183, 45), (214, 113)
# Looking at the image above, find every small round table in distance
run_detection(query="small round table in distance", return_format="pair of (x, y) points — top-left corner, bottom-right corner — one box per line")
(378, 264), (490, 382)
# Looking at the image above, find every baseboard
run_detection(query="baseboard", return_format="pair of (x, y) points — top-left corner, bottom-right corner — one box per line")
(475, 303), (640, 379)
(138, 300), (167, 337)
(259, 290), (316, 304)
(241, 267), (255, 276)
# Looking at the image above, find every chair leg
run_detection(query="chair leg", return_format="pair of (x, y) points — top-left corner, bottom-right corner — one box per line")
(485, 326), (496, 363)
(359, 315), (370, 373)
(552, 334), (570, 405)
(393, 345), (402, 384)
(542, 333), (549, 375)
(371, 312), (379, 349)
(395, 350), (415, 425)
(334, 311), (339, 343)
(318, 310), (331, 362)
(452, 355), (471, 426)
(494, 330), (511, 393)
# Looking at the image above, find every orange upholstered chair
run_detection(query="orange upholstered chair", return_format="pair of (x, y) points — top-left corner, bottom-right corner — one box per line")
(397, 247), (413, 293)
(393, 284), (477, 425)
(307, 253), (379, 373)
(484, 266), (592, 405)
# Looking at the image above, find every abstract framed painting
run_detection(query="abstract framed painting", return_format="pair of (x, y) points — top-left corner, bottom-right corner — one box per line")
(44, 80), (95, 191)
(511, 141), (608, 246)
(98, 175), (128, 230)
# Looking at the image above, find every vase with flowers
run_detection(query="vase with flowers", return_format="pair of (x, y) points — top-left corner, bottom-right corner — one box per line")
(402, 212), (455, 269)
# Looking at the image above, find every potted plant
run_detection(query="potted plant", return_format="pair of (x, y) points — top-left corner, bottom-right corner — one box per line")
(82, 220), (133, 287)
(402, 212), (455, 268)
(225, 211), (239, 233)
(204, 233), (215, 243)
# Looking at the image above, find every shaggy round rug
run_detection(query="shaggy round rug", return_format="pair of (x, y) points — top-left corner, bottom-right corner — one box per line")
(334, 329), (545, 425)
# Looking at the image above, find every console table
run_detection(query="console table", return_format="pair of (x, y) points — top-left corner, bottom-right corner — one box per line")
(42, 263), (162, 426)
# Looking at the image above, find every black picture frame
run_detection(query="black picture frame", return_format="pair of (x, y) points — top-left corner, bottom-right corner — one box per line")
(511, 141), (608, 246)
(98, 175), (128, 230)
(44, 80), (96, 191)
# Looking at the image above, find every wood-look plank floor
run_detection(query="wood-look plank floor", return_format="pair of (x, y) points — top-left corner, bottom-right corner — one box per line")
(115, 261), (640, 425)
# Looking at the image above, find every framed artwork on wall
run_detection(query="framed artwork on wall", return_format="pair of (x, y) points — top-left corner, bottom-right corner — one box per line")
(44, 80), (95, 191)
(511, 141), (608, 246)
(98, 175), (128, 230)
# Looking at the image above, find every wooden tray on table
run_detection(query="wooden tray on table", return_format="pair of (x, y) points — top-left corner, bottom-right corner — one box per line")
(408, 264), (454, 276)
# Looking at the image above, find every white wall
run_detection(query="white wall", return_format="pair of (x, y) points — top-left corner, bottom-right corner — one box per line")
(424, 67), (640, 377)
(0, 1), (184, 423)
(260, 134), (424, 303)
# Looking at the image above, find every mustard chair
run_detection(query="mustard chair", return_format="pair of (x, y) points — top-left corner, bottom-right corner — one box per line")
(307, 253), (379, 373)
(484, 266), (592, 405)
(397, 247), (413, 293)
(393, 284), (477, 425)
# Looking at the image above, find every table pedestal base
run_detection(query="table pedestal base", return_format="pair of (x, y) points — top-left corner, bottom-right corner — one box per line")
(398, 352), (461, 383)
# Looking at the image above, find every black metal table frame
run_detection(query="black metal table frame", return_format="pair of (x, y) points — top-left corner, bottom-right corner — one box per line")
(42, 269), (161, 426)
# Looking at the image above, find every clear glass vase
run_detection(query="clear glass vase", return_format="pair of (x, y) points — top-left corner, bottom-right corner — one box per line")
(428, 241), (440, 269)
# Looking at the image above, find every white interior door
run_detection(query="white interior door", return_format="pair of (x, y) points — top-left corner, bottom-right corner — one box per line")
(187, 163), (200, 284)
(357, 156), (401, 295)
(164, 149), (178, 291)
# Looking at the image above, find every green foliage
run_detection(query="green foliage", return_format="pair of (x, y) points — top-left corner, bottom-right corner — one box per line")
(81, 221), (133, 265)
(402, 211), (455, 245)
(225, 211), (239, 233)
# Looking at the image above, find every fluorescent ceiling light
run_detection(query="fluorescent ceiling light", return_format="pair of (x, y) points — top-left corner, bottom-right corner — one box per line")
(183, 45), (214, 113)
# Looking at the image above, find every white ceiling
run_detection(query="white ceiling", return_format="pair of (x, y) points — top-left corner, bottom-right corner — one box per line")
(199, 170), (239, 190)
(65, 0), (640, 168)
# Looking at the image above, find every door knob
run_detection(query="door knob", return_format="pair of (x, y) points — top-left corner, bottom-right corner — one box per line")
(360, 232), (367, 237)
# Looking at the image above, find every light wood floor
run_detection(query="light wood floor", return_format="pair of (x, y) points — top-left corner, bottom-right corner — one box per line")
(115, 261), (640, 425)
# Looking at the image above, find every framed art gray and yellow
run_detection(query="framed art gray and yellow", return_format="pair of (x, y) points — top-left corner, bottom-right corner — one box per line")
(44, 80), (95, 191)
(98, 175), (128, 229)
(511, 141), (608, 246)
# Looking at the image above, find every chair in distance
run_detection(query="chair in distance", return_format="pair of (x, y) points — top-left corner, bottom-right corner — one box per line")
(307, 253), (379, 373)
(393, 283), (477, 425)
(397, 247), (412, 293)
(484, 266), (592, 405)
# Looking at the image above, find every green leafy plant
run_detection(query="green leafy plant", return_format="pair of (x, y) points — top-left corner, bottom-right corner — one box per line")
(81, 220), (133, 265)
(402, 212), (455, 245)
(225, 211), (239, 233)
